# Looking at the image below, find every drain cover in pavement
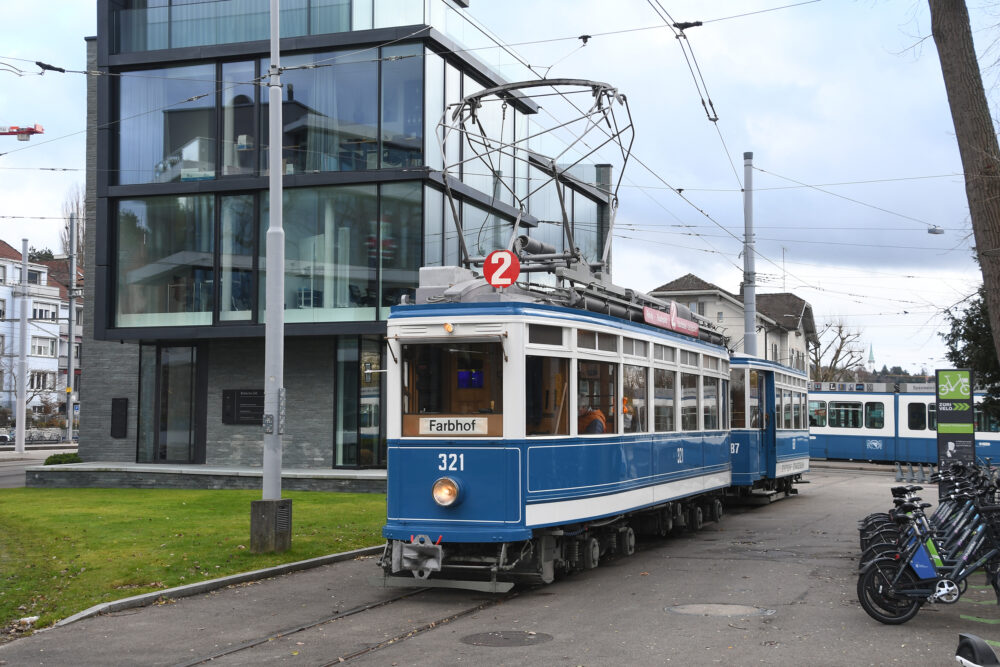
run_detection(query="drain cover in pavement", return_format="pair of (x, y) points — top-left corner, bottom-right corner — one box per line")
(460, 631), (554, 647)
(666, 604), (775, 617)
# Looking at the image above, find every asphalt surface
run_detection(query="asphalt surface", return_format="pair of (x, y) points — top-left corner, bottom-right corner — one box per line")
(0, 449), (74, 488)
(2, 466), (998, 666)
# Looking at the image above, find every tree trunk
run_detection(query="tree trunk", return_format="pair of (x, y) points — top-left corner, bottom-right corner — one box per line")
(930, 0), (1000, 365)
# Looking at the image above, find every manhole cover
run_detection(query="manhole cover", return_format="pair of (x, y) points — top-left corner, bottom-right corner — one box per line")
(460, 631), (554, 647)
(666, 604), (775, 617)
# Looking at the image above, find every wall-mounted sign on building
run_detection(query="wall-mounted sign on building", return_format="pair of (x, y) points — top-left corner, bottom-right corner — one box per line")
(936, 368), (975, 478)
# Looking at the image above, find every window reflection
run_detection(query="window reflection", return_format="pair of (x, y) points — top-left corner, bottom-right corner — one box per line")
(259, 185), (378, 323)
(381, 44), (424, 168)
(262, 50), (378, 174)
(380, 182), (423, 310)
(118, 64), (217, 185)
(116, 195), (215, 327)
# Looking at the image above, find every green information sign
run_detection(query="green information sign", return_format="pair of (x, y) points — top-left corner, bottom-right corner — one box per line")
(936, 368), (975, 479)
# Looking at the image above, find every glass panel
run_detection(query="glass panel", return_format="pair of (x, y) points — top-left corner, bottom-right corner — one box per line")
(462, 200), (508, 259)
(310, 0), (351, 34)
(425, 49), (444, 172)
(574, 192), (601, 265)
(444, 62), (462, 171)
(809, 400), (826, 427)
(222, 61), (257, 177)
(578, 360), (616, 434)
(829, 402), (862, 428)
(381, 44), (424, 168)
(865, 402), (885, 429)
(352, 0), (373, 30)
(335, 337), (358, 466)
(783, 389), (793, 429)
(977, 404), (1000, 432)
(929, 403), (937, 430)
(526, 356), (569, 436)
(380, 182), (423, 311)
(116, 195), (215, 327)
(528, 324), (562, 346)
(262, 49), (378, 175)
(374, 0), (424, 27)
(680, 373), (698, 430)
(359, 335), (384, 465)
(444, 194), (460, 266)
(401, 342), (504, 436)
(654, 368), (675, 431)
(793, 393), (802, 429)
(118, 64), (216, 185)
(703, 376), (719, 429)
(260, 185), (377, 323)
(623, 364), (647, 433)
(730, 369), (746, 428)
(598, 333), (617, 352)
(159, 346), (195, 463)
(424, 186), (443, 267)
(137, 344), (157, 462)
(748, 370), (761, 428)
(578, 330), (596, 349)
(219, 195), (255, 322)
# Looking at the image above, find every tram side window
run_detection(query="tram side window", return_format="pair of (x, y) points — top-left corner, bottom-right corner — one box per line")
(928, 403), (937, 430)
(748, 370), (762, 428)
(793, 392), (802, 429)
(730, 369), (746, 429)
(578, 360), (618, 434)
(809, 400), (827, 427)
(680, 373), (699, 430)
(828, 401), (862, 428)
(653, 368), (675, 431)
(865, 402), (884, 429)
(976, 403), (1000, 433)
(400, 342), (503, 436)
(908, 403), (926, 431)
(623, 364), (647, 432)
(783, 389), (793, 429)
(703, 376), (720, 429)
(525, 356), (569, 436)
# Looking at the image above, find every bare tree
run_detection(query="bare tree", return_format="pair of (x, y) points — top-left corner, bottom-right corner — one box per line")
(929, 1), (1000, 363)
(59, 183), (85, 264)
(809, 322), (866, 382)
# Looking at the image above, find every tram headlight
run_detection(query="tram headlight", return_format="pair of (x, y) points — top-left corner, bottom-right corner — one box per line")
(432, 477), (462, 507)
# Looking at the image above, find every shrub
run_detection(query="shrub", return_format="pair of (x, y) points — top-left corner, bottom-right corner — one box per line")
(43, 453), (82, 465)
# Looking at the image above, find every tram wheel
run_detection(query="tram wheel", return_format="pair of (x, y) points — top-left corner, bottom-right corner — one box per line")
(582, 536), (600, 569)
(621, 527), (636, 556)
(688, 505), (704, 531)
(710, 498), (724, 522)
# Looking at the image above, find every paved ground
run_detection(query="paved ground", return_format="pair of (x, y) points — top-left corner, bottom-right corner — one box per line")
(0, 448), (74, 488)
(2, 466), (998, 666)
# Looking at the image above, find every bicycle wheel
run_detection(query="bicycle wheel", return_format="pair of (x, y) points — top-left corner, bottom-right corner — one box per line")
(857, 562), (923, 624)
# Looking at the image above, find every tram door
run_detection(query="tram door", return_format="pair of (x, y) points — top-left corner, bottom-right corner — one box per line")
(761, 370), (777, 476)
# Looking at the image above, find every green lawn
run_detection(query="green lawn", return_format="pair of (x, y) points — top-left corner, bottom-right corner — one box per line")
(0, 489), (386, 631)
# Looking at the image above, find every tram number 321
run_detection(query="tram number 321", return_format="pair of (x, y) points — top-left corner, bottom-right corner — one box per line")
(438, 453), (465, 471)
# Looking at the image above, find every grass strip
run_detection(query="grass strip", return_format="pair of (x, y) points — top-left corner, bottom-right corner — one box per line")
(0, 488), (386, 631)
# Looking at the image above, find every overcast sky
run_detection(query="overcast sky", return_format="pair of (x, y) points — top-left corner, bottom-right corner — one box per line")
(0, 1), (992, 374)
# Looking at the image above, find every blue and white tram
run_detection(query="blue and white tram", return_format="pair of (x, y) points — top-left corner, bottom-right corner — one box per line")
(729, 356), (809, 494)
(807, 384), (1000, 464)
(378, 269), (733, 590)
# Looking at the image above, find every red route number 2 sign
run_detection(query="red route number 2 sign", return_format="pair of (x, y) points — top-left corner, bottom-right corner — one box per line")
(483, 249), (521, 288)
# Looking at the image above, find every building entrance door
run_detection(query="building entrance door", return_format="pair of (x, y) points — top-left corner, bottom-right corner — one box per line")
(138, 344), (206, 463)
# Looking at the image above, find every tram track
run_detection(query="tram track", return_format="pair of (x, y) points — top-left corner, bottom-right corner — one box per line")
(173, 585), (520, 666)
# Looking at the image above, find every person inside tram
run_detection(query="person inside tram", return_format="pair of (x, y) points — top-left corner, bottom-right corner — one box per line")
(578, 395), (607, 434)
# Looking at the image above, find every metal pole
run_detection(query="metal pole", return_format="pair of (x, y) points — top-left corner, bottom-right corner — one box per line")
(14, 239), (28, 453)
(262, 0), (285, 501)
(66, 213), (77, 443)
(742, 152), (758, 357)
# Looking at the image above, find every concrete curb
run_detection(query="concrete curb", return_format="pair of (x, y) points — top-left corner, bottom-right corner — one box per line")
(52, 544), (385, 627)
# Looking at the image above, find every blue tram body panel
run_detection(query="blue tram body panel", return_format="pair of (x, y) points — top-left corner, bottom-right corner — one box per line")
(384, 441), (529, 543)
(730, 429), (763, 486)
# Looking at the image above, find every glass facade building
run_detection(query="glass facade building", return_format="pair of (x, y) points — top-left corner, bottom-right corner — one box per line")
(90, 0), (610, 469)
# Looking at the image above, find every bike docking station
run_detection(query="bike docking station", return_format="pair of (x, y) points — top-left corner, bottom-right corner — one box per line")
(937, 368), (975, 499)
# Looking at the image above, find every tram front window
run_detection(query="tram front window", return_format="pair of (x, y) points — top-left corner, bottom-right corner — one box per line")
(401, 342), (503, 437)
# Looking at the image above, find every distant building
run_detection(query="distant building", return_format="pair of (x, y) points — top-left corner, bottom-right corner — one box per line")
(0, 241), (76, 426)
(650, 273), (819, 373)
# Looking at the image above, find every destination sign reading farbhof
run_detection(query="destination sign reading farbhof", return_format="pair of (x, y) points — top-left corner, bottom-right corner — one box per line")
(419, 417), (488, 435)
(936, 368), (975, 471)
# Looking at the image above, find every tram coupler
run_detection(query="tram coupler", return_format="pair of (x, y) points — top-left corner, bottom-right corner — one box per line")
(390, 535), (443, 576)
